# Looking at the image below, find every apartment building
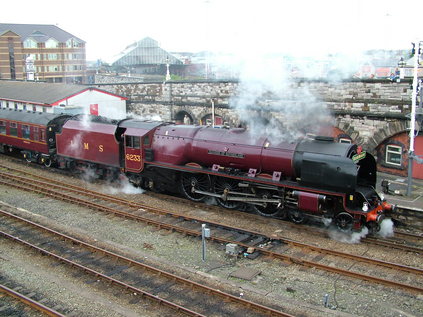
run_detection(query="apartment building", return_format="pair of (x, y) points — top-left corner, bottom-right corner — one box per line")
(0, 23), (86, 83)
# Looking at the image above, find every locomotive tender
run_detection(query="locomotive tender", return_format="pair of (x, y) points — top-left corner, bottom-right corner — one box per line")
(0, 108), (395, 232)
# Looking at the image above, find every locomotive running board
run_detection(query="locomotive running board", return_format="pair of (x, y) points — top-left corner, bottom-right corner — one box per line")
(192, 188), (282, 204)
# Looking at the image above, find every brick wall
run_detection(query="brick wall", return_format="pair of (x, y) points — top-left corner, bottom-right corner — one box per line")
(94, 76), (415, 151)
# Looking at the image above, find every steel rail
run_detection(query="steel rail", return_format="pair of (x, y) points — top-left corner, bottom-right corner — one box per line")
(0, 209), (294, 317)
(0, 283), (66, 317)
(0, 171), (421, 275)
(1, 171), (422, 293)
(2, 164), (421, 250)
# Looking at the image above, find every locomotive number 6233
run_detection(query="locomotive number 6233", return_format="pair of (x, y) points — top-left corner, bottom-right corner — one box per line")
(126, 154), (141, 162)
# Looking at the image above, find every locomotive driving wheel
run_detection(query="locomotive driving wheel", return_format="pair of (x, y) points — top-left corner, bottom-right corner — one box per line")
(253, 190), (284, 217)
(288, 209), (306, 224)
(180, 173), (210, 202)
(213, 178), (242, 209)
(335, 212), (353, 231)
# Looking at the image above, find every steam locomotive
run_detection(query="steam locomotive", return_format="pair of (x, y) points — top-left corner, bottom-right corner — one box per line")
(0, 108), (395, 232)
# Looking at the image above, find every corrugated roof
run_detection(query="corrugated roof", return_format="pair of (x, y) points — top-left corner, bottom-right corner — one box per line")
(0, 81), (97, 105)
(0, 23), (84, 43)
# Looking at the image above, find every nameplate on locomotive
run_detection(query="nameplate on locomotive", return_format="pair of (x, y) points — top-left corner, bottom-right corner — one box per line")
(208, 150), (245, 158)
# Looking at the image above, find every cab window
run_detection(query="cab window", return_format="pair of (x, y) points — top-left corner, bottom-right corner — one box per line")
(143, 135), (150, 146)
(125, 135), (140, 149)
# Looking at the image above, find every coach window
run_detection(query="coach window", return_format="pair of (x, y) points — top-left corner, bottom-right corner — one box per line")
(0, 121), (5, 134)
(22, 125), (30, 139)
(40, 129), (46, 142)
(10, 122), (17, 136)
(33, 127), (39, 141)
(386, 145), (402, 166)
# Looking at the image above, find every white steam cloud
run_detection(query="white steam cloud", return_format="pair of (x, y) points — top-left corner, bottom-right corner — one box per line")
(376, 218), (395, 238)
(227, 54), (333, 142)
(103, 174), (144, 195)
(127, 111), (162, 122)
(327, 219), (395, 243)
(329, 226), (369, 244)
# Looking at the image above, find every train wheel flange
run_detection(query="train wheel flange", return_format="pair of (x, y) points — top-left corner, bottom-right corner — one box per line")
(366, 221), (381, 234)
(213, 178), (242, 209)
(288, 209), (306, 224)
(253, 191), (283, 217)
(335, 212), (353, 231)
(180, 173), (210, 202)
(43, 158), (52, 168)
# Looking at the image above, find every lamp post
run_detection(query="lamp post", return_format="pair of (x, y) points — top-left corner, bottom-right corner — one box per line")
(406, 41), (421, 196)
(165, 57), (171, 81)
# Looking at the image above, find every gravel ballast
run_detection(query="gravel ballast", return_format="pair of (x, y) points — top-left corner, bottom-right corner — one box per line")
(0, 160), (422, 316)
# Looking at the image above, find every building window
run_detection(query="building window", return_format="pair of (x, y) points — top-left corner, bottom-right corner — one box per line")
(23, 38), (38, 48)
(386, 145), (402, 166)
(0, 121), (5, 134)
(10, 122), (17, 136)
(8, 39), (16, 80)
(22, 125), (30, 139)
(45, 38), (59, 48)
(66, 38), (81, 48)
(48, 53), (58, 60)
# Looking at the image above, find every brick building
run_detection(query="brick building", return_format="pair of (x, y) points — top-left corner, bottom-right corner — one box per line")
(0, 23), (86, 83)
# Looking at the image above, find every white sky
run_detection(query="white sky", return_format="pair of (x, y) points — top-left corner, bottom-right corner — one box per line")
(1, 0), (422, 62)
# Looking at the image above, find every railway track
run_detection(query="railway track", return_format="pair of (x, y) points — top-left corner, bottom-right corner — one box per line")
(1, 162), (422, 252)
(0, 282), (66, 317)
(2, 159), (422, 247)
(0, 209), (293, 317)
(0, 167), (422, 295)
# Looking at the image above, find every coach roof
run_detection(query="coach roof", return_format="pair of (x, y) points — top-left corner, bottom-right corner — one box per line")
(0, 108), (66, 125)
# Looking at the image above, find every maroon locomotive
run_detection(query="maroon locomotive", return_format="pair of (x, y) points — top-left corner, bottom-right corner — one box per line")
(0, 109), (395, 232)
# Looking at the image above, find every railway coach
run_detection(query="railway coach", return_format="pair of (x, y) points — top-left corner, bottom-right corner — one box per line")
(0, 108), (70, 166)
